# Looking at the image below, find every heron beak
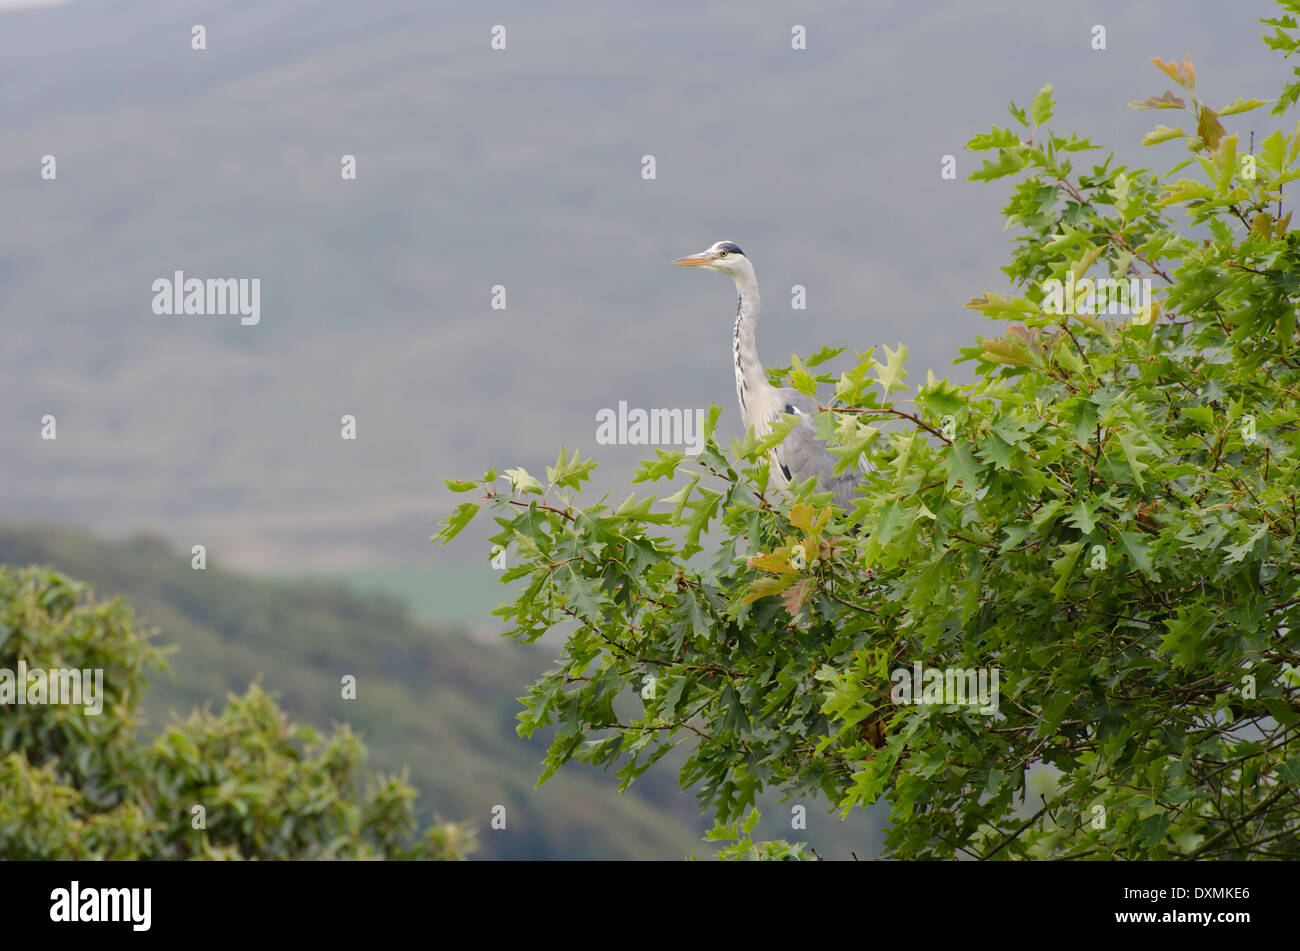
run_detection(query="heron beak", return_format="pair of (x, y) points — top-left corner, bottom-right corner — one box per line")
(672, 251), (718, 267)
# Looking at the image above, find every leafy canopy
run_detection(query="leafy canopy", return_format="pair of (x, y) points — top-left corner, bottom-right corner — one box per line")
(437, 7), (1300, 860)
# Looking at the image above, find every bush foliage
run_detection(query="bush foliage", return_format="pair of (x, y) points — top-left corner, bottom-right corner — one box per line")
(0, 567), (474, 859)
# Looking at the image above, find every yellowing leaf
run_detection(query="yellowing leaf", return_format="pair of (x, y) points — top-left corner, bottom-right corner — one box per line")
(789, 503), (831, 540)
(979, 336), (1036, 368)
(747, 550), (798, 575)
(1129, 90), (1187, 110)
(740, 574), (796, 605)
(1196, 105), (1225, 150)
(781, 579), (812, 616)
(1150, 55), (1195, 91)
(1142, 124), (1186, 146)
(1217, 96), (1269, 116)
(963, 291), (1035, 314)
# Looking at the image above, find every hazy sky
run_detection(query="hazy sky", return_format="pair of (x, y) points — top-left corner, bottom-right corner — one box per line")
(1, 0), (1291, 574)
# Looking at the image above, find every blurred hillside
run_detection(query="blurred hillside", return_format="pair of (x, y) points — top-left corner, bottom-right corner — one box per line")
(0, 523), (884, 858)
(0, 523), (709, 858)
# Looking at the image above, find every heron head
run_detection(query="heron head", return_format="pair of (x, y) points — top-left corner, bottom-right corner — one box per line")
(672, 240), (749, 275)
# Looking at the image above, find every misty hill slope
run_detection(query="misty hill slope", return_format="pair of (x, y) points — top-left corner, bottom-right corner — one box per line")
(0, 523), (710, 859)
(0, 0), (1190, 571)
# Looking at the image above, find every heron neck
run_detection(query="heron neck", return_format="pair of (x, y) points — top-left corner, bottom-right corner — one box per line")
(731, 271), (766, 414)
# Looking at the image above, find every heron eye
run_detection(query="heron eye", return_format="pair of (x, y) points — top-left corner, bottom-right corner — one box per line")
(719, 250), (729, 257)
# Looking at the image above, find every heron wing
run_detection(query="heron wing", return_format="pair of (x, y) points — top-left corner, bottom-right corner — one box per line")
(766, 388), (867, 511)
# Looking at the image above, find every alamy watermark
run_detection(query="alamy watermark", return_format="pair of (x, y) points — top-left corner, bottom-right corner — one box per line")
(595, 401), (706, 455)
(891, 661), (999, 715)
(0, 661), (103, 715)
(1042, 273), (1152, 318)
(152, 271), (260, 325)
(50, 881), (150, 931)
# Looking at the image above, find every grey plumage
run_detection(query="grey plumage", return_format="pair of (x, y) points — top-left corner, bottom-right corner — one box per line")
(673, 240), (866, 511)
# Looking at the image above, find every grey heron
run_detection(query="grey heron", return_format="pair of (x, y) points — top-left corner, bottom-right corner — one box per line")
(673, 240), (865, 512)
